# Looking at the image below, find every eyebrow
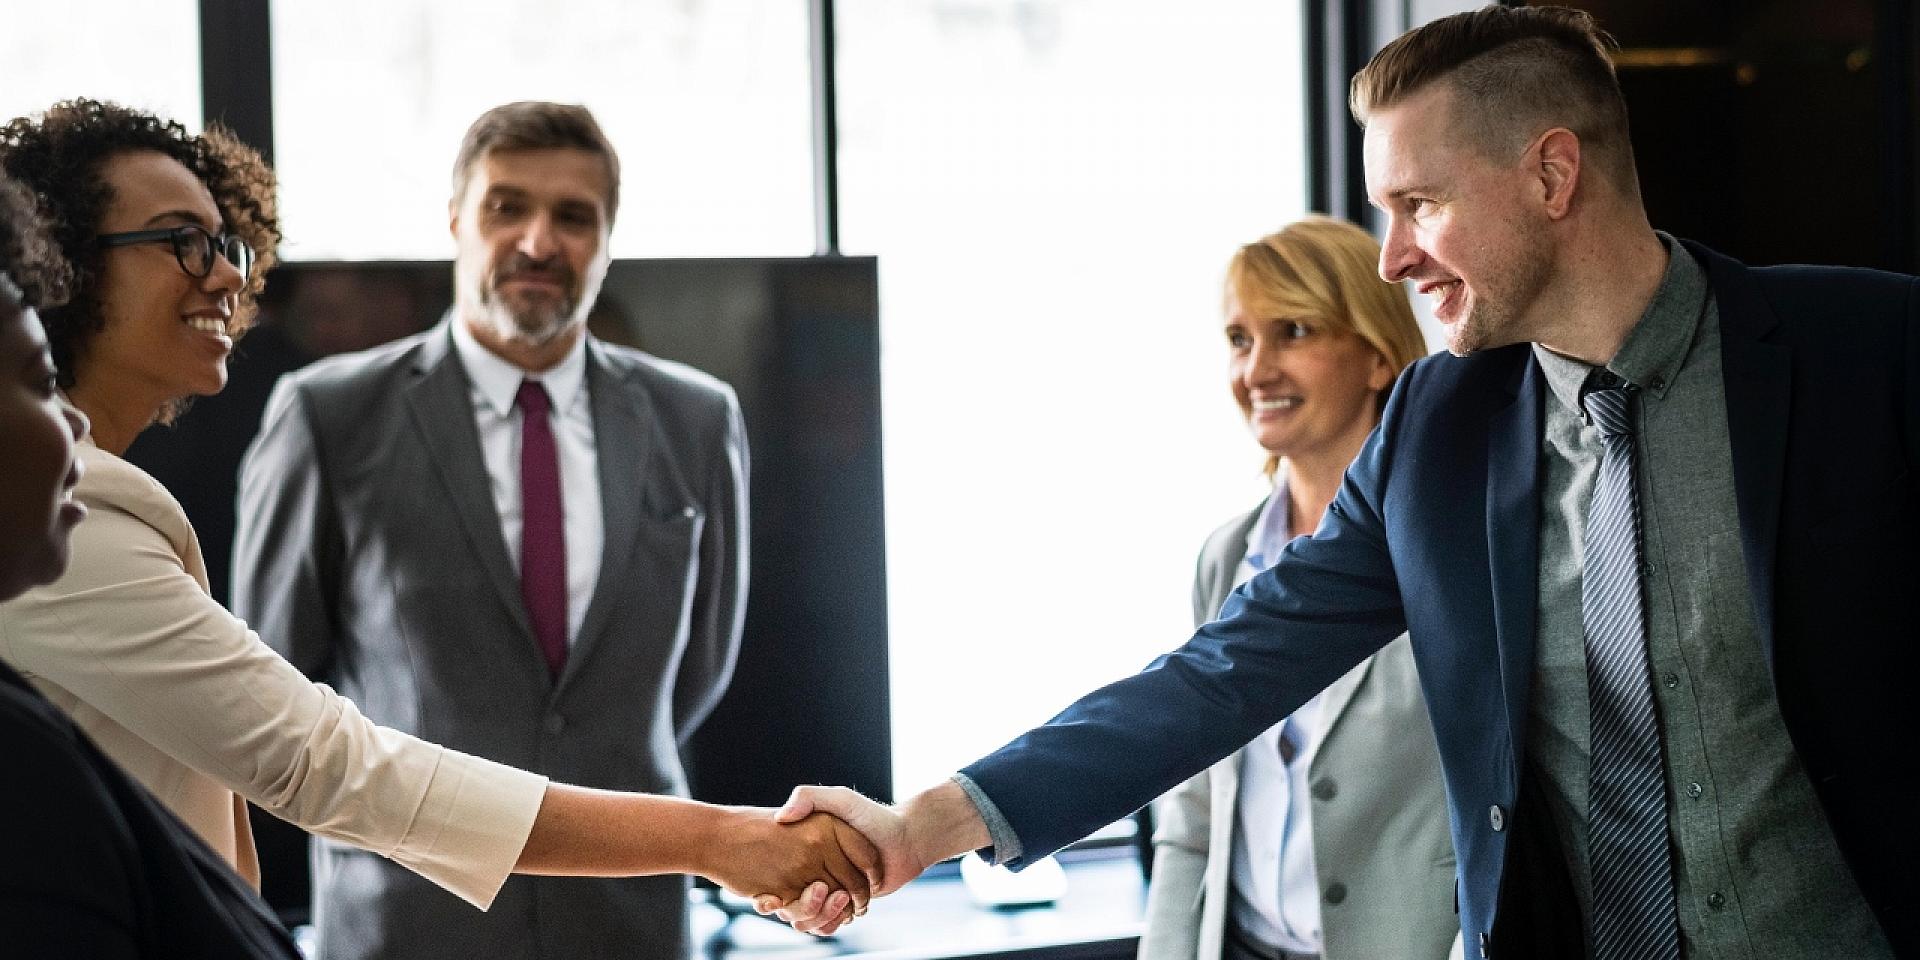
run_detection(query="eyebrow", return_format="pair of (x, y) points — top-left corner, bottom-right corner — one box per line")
(485, 186), (603, 212)
(1367, 184), (1438, 212)
(141, 208), (218, 229)
(1380, 185), (1437, 202)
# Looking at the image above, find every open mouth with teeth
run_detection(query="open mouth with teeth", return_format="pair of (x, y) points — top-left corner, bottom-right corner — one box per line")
(185, 317), (231, 338)
(1253, 397), (1302, 412)
(1422, 280), (1464, 314)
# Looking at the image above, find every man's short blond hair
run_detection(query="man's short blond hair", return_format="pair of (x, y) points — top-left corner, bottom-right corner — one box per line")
(1350, 5), (1637, 192)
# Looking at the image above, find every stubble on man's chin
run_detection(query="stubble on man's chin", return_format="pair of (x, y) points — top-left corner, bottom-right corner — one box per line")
(1444, 316), (1489, 358)
(506, 311), (572, 346)
(477, 291), (576, 347)
(1444, 296), (1530, 358)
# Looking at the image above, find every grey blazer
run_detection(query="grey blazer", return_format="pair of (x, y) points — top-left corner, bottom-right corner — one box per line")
(232, 322), (748, 960)
(1139, 501), (1455, 960)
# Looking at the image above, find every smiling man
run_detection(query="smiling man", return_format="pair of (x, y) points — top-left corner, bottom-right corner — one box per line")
(768, 7), (1919, 958)
(233, 102), (750, 960)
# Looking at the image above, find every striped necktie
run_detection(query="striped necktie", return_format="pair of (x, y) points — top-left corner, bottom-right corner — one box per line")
(1580, 376), (1679, 960)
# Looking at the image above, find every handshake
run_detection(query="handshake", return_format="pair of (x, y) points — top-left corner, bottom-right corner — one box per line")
(700, 781), (989, 936)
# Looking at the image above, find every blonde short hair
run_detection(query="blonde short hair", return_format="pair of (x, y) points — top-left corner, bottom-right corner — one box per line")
(1225, 216), (1425, 475)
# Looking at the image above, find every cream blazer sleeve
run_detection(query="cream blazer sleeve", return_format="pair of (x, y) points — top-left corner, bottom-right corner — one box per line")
(0, 442), (549, 910)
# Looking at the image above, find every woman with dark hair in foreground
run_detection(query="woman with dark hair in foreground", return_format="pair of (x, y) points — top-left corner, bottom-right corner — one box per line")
(0, 169), (299, 958)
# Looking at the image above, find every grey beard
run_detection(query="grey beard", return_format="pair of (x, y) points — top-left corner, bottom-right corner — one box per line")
(479, 293), (575, 346)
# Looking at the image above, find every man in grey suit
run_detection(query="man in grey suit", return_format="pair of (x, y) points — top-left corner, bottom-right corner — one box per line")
(233, 101), (748, 960)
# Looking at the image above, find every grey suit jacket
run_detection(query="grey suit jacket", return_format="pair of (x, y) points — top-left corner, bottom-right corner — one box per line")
(1139, 501), (1455, 960)
(232, 322), (748, 960)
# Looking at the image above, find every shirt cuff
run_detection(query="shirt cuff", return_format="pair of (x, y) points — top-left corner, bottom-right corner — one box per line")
(392, 752), (549, 910)
(950, 772), (1023, 866)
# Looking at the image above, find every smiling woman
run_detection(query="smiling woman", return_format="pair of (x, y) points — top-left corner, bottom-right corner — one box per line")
(69, 152), (256, 448)
(0, 175), (84, 602)
(1141, 217), (1456, 960)
(0, 167), (307, 960)
(0, 100), (880, 935)
(0, 100), (279, 440)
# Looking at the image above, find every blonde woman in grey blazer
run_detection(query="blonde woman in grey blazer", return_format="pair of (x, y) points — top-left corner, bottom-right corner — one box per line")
(1139, 218), (1456, 960)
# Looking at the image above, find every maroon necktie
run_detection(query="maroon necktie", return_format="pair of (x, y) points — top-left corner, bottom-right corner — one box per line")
(516, 380), (568, 677)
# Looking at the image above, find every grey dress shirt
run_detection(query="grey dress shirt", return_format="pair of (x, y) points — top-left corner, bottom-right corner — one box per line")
(1527, 236), (1891, 958)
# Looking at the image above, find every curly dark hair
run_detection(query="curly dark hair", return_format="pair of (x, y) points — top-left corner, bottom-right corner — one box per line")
(0, 99), (280, 387)
(0, 173), (70, 312)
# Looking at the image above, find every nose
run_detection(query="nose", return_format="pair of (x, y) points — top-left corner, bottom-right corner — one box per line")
(58, 394), (89, 443)
(1378, 216), (1421, 283)
(517, 212), (558, 261)
(203, 247), (246, 300)
(1243, 336), (1286, 389)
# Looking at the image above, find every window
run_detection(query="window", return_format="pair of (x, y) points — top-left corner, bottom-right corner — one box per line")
(270, 0), (814, 260)
(838, 0), (1308, 796)
(0, 1), (202, 130)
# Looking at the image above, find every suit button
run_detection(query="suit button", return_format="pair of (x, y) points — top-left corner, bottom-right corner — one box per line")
(545, 714), (566, 734)
(1311, 779), (1337, 801)
(1686, 781), (1703, 799)
(1489, 804), (1506, 832)
(1707, 891), (1726, 910)
(1323, 882), (1347, 905)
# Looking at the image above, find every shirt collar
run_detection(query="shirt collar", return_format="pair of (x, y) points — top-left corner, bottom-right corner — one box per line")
(1242, 462), (1295, 572)
(449, 313), (589, 418)
(1532, 231), (1708, 417)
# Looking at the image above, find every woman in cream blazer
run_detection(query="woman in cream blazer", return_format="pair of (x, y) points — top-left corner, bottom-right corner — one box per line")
(0, 99), (875, 922)
(1138, 219), (1456, 960)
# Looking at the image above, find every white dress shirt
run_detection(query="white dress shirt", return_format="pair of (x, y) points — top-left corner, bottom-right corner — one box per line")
(1228, 465), (1328, 954)
(450, 318), (602, 646)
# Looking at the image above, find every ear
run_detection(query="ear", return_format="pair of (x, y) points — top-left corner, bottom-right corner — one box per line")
(448, 198), (461, 239)
(1534, 128), (1581, 221)
(1365, 350), (1395, 394)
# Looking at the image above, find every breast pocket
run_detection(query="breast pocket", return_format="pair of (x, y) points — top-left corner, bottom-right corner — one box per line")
(627, 505), (705, 609)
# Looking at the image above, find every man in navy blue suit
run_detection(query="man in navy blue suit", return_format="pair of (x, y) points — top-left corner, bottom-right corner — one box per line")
(770, 7), (1917, 957)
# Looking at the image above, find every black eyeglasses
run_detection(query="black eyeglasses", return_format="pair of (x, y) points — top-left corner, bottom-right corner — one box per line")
(97, 224), (254, 280)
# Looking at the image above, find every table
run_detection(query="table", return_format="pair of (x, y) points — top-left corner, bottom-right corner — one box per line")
(692, 852), (1147, 960)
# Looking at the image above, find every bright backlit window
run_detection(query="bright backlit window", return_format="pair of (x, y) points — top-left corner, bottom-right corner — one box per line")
(838, 0), (1309, 797)
(270, 0), (813, 260)
(0, 1), (202, 130)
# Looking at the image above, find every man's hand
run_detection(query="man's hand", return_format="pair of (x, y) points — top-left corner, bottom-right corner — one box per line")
(702, 808), (879, 922)
(758, 782), (991, 935)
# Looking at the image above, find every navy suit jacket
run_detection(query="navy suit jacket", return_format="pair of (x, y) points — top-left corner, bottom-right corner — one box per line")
(961, 240), (1918, 957)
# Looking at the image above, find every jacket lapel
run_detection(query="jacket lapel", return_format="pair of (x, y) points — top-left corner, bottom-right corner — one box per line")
(403, 324), (536, 647)
(1685, 240), (1789, 668)
(1316, 655), (1376, 735)
(559, 343), (654, 689)
(1201, 503), (1262, 620)
(1485, 352), (1544, 757)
